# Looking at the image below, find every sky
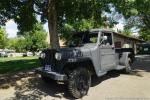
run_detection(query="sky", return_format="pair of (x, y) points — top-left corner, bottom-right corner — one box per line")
(5, 20), (49, 38)
(5, 20), (124, 38)
(6, 20), (18, 38)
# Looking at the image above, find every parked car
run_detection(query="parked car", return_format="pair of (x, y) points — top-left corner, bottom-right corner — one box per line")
(0, 51), (8, 57)
(137, 43), (150, 54)
(22, 52), (33, 57)
(36, 29), (134, 98)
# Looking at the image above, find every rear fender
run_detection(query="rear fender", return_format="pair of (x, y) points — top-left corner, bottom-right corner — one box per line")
(119, 52), (130, 66)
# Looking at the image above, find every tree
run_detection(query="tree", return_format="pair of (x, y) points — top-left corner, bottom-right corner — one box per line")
(60, 19), (95, 45)
(139, 29), (150, 41)
(122, 28), (132, 36)
(112, 0), (150, 41)
(7, 23), (48, 52)
(0, 0), (115, 49)
(7, 38), (17, 50)
(23, 23), (48, 54)
(7, 37), (26, 52)
(15, 38), (26, 52)
(0, 27), (7, 49)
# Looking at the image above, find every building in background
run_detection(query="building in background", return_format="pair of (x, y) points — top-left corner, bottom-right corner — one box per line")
(113, 32), (144, 54)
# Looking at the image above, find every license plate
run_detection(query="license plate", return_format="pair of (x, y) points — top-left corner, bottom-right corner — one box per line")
(44, 65), (51, 71)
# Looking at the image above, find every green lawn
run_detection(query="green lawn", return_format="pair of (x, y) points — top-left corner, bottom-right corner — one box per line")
(0, 56), (40, 74)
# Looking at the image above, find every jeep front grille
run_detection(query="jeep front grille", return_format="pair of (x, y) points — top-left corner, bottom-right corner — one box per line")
(40, 49), (57, 71)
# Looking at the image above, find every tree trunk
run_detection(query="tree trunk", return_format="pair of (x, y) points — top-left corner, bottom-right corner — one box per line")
(47, 0), (60, 49)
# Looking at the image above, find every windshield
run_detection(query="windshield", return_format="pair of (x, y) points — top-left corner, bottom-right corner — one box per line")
(68, 31), (98, 47)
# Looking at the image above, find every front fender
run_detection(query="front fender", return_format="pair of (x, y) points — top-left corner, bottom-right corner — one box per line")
(119, 52), (131, 66)
(63, 57), (96, 75)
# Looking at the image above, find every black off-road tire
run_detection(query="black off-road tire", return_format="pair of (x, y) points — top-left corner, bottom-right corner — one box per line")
(41, 76), (56, 84)
(68, 67), (91, 99)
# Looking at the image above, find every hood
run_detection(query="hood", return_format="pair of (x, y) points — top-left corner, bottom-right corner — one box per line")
(76, 43), (97, 50)
(58, 43), (97, 58)
(60, 43), (96, 51)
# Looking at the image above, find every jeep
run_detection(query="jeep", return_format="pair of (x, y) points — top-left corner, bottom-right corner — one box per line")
(36, 29), (134, 98)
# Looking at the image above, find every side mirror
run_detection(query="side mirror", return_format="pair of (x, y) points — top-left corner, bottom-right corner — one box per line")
(99, 36), (108, 45)
(102, 36), (107, 41)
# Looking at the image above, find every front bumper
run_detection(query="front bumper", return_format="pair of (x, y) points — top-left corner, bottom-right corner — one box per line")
(36, 68), (67, 81)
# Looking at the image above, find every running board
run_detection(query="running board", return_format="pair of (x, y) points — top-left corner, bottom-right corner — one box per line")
(116, 65), (126, 70)
(97, 71), (107, 77)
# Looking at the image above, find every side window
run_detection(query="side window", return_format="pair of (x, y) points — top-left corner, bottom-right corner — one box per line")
(100, 32), (113, 46)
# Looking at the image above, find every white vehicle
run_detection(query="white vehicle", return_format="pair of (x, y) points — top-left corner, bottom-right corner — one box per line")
(36, 29), (135, 98)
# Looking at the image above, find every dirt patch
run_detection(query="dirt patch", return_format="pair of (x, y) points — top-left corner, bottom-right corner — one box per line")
(0, 70), (71, 100)
(0, 70), (36, 89)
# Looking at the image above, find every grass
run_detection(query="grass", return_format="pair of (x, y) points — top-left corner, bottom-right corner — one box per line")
(0, 56), (40, 74)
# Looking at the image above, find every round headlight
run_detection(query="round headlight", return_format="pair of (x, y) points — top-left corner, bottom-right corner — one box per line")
(40, 53), (45, 59)
(55, 53), (62, 60)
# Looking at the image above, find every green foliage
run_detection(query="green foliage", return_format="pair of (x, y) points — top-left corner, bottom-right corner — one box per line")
(16, 38), (26, 52)
(7, 38), (17, 50)
(60, 19), (95, 44)
(0, 0), (37, 33)
(139, 29), (150, 41)
(4, 0), (150, 46)
(7, 37), (26, 52)
(122, 28), (132, 36)
(0, 28), (7, 49)
(55, 0), (111, 26)
(0, 0), (122, 48)
(0, 0), (112, 33)
(73, 19), (95, 31)
(7, 23), (48, 52)
(60, 24), (74, 40)
(112, 0), (150, 41)
(23, 23), (48, 53)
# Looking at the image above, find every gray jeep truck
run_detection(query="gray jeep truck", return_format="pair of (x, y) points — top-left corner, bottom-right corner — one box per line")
(36, 29), (134, 98)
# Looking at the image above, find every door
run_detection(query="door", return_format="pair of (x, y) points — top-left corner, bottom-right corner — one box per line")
(99, 32), (116, 71)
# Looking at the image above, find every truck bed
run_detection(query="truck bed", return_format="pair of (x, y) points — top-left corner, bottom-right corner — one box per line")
(115, 48), (134, 54)
(115, 48), (135, 62)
